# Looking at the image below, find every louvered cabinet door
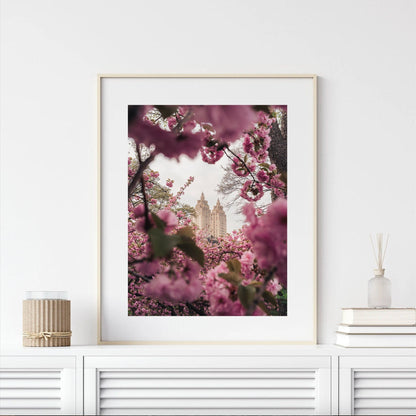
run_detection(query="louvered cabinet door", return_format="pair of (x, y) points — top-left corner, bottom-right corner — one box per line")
(339, 356), (416, 415)
(0, 356), (76, 415)
(84, 355), (331, 415)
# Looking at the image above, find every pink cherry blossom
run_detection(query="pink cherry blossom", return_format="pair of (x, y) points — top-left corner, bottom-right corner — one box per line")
(133, 204), (145, 218)
(166, 116), (178, 130)
(240, 180), (264, 202)
(133, 204), (153, 233)
(155, 121), (205, 161)
(201, 146), (224, 164)
(257, 111), (275, 127)
(241, 117), (272, 163)
(144, 262), (202, 303)
(267, 278), (282, 296)
(191, 105), (257, 143)
(243, 199), (287, 287)
(182, 259), (201, 281)
(242, 133), (254, 154)
(205, 263), (245, 316)
(256, 169), (269, 183)
(204, 262), (266, 316)
(134, 260), (160, 276)
(200, 134), (224, 164)
(128, 106), (206, 161)
(157, 209), (178, 233)
(242, 203), (258, 228)
(240, 250), (256, 281)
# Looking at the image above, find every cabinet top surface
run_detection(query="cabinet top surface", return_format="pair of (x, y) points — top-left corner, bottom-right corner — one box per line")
(1, 344), (415, 357)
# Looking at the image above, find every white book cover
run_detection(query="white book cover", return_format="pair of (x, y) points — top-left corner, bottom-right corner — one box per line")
(336, 332), (416, 348)
(342, 308), (416, 326)
(338, 324), (416, 334)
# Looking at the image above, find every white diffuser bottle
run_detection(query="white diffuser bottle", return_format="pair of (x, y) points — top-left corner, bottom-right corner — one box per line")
(368, 233), (391, 308)
(368, 268), (391, 308)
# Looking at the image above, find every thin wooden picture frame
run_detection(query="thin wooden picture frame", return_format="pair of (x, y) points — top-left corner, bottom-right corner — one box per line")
(97, 74), (317, 345)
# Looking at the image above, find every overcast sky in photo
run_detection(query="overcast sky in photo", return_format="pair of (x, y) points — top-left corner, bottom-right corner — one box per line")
(151, 151), (246, 232)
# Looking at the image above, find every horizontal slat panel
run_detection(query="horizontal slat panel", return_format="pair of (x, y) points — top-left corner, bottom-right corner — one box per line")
(355, 378), (416, 388)
(100, 371), (315, 379)
(0, 408), (60, 415)
(98, 368), (319, 414)
(0, 378), (61, 388)
(100, 378), (315, 389)
(355, 398), (416, 408)
(100, 387), (315, 399)
(100, 398), (315, 409)
(0, 398), (61, 408)
(355, 388), (416, 398)
(0, 362), (73, 415)
(0, 388), (60, 398)
(355, 371), (416, 379)
(0, 371), (61, 379)
(354, 370), (416, 415)
(355, 409), (416, 416)
(100, 408), (315, 415)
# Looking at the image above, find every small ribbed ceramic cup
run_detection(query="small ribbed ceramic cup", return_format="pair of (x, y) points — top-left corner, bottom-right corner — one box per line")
(23, 291), (71, 347)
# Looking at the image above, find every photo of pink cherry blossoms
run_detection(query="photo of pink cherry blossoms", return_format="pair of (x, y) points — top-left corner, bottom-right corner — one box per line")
(128, 105), (287, 316)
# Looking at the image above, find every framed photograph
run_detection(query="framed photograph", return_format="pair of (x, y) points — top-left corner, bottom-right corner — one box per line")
(98, 75), (317, 344)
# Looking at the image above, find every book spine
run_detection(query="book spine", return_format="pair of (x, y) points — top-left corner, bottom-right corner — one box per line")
(338, 325), (416, 334)
(336, 333), (416, 348)
(341, 309), (416, 326)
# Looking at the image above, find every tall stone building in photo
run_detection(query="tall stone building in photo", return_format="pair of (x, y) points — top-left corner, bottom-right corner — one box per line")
(194, 193), (211, 231)
(211, 199), (227, 238)
(194, 193), (227, 238)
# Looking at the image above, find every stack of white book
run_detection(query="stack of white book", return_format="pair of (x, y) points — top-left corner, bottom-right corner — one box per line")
(336, 308), (416, 347)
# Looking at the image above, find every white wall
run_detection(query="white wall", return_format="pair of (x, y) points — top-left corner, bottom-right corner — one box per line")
(1, 0), (415, 347)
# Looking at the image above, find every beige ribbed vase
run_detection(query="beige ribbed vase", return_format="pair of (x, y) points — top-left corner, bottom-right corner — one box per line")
(23, 299), (71, 347)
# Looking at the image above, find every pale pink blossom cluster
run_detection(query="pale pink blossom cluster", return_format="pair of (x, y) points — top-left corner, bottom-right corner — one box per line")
(252, 163), (286, 200)
(205, 262), (246, 316)
(241, 111), (275, 163)
(240, 180), (264, 202)
(240, 250), (282, 295)
(190, 105), (257, 143)
(203, 248), (282, 316)
(144, 259), (202, 303)
(200, 134), (224, 164)
(129, 105), (258, 162)
(235, 111), (285, 202)
(166, 176), (194, 210)
(134, 259), (160, 276)
(130, 111), (204, 161)
(243, 198), (287, 287)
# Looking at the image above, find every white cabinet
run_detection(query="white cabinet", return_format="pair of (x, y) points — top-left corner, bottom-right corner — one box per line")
(1, 347), (415, 415)
(339, 356), (416, 415)
(84, 355), (331, 415)
(0, 356), (76, 415)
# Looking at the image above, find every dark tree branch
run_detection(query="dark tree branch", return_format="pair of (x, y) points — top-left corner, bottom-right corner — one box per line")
(128, 150), (154, 198)
(129, 270), (152, 283)
(223, 146), (259, 184)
